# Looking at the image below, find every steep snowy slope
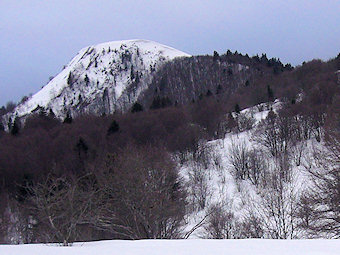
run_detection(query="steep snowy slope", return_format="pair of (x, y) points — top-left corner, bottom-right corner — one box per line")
(7, 39), (190, 121)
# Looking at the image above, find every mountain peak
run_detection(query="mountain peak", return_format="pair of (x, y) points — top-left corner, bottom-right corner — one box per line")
(6, 40), (190, 123)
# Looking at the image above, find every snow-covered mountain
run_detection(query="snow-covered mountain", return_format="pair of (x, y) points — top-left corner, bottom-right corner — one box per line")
(7, 39), (190, 122)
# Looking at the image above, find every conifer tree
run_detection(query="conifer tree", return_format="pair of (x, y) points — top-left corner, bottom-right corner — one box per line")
(10, 118), (20, 136)
(131, 102), (143, 113)
(235, 104), (241, 114)
(107, 120), (120, 135)
(63, 113), (73, 124)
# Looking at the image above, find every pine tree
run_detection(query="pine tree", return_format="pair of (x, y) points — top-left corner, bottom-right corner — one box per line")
(10, 118), (20, 136)
(67, 72), (73, 86)
(84, 74), (89, 84)
(131, 103), (143, 113)
(213, 51), (220, 61)
(235, 103), (241, 114)
(107, 120), (120, 135)
(63, 113), (73, 124)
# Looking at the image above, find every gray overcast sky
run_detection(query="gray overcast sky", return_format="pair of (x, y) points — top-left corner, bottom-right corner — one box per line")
(0, 0), (339, 106)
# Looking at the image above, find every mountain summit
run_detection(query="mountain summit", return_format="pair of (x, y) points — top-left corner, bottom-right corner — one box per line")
(10, 39), (190, 121)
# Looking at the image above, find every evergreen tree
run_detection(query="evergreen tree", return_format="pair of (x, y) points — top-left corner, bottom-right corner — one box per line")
(67, 72), (73, 86)
(131, 102), (143, 113)
(213, 51), (220, 61)
(234, 103), (241, 114)
(84, 74), (89, 84)
(49, 109), (56, 119)
(107, 120), (120, 135)
(10, 118), (20, 136)
(63, 113), (73, 124)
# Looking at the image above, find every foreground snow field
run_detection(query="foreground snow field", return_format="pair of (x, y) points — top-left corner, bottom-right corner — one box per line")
(1, 239), (339, 255)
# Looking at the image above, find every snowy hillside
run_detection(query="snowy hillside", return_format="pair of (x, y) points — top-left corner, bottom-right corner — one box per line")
(180, 100), (319, 239)
(6, 39), (190, 122)
(1, 239), (339, 255)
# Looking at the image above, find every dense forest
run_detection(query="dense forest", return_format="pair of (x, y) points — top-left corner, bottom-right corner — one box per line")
(0, 51), (339, 244)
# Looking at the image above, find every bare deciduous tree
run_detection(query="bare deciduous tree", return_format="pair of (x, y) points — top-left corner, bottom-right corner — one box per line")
(203, 204), (237, 239)
(247, 169), (301, 239)
(94, 145), (186, 239)
(298, 127), (340, 237)
(25, 172), (99, 245)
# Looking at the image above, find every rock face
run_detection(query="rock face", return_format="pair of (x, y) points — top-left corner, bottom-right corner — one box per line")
(7, 39), (190, 122)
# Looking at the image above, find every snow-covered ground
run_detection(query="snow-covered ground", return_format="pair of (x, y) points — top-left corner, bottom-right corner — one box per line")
(1, 239), (339, 255)
(180, 100), (316, 238)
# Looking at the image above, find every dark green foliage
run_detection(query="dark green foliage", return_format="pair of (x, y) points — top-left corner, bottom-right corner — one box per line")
(67, 72), (73, 86)
(235, 103), (241, 114)
(260, 53), (268, 64)
(252, 54), (260, 62)
(107, 120), (120, 135)
(63, 113), (73, 124)
(10, 118), (20, 136)
(84, 74), (89, 84)
(213, 51), (220, 61)
(285, 63), (294, 71)
(131, 102), (143, 113)
(49, 109), (56, 118)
